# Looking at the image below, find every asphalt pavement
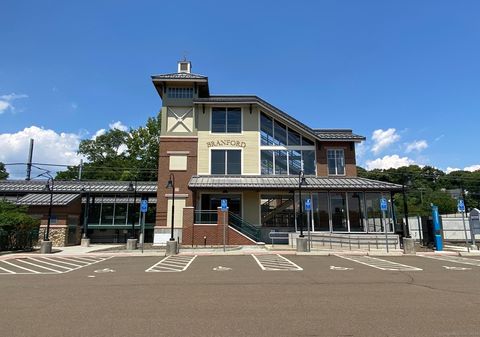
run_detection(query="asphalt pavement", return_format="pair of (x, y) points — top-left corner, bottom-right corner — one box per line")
(1, 255), (480, 337)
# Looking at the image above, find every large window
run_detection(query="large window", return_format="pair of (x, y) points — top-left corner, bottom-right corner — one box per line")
(211, 150), (241, 174)
(327, 149), (345, 175)
(261, 150), (316, 175)
(212, 108), (241, 133)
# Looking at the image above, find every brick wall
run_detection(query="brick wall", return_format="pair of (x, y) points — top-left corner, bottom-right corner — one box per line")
(316, 141), (357, 176)
(182, 207), (256, 246)
(156, 136), (198, 228)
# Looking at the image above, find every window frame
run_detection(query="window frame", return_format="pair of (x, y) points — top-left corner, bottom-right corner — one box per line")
(327, 148), (346, 176)
(210, 107), (243, 134)
(210, 148), (243, 175)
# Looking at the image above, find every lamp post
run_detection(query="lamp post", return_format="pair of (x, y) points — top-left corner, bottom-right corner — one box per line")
(402, 175), (411, 238)
(166, 174), (175, 241)
(80, 187), (90, 247)
(39, 174), (54, 254)
(128, 179), (138, 239)
(298, 170), (306, 237)
(165, 173), (177, 255)
(126, 179), (138, 250)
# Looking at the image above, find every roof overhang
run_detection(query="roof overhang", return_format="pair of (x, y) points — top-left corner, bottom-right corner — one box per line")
(188, 175), (402, 191)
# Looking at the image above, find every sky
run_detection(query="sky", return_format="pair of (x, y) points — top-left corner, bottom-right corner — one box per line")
(1, 0), (480, 178)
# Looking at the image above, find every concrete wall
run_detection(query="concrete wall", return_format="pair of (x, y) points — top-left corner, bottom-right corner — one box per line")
(405, 215), (480, 242)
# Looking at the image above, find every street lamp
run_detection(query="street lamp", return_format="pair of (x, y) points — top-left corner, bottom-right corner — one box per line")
(166, 173), (175, 241)
(128, 179), (138, 239)
(298, 169), (306, 237)
(402, 175), (411, 238)
(44, 177), (54, 242)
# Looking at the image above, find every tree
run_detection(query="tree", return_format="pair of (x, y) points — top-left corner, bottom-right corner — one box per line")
(0, 162), (8, 180)
(0, 201), (40, 251)
(56, 113), (161, 181)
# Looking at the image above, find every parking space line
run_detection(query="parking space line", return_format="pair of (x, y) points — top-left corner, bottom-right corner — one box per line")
(15, 259), (63, 273)
(146, 255), (197, 272)
(0, 256), (113, 275)
(421, 255), (480, 267)
(336, 255), (422, 271)
(2, 260), (41, 274)
(252, 254), (303, 271)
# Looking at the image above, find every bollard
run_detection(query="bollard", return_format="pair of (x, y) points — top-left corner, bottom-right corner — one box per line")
(204, 236), (207, 247)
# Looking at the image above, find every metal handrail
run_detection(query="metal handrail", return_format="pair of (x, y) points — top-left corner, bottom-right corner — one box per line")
(228, 212), (261, 242)
(194, 210), (218, 224)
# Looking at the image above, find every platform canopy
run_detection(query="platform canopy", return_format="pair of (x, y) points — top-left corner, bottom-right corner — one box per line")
(188, 175), (403, 191)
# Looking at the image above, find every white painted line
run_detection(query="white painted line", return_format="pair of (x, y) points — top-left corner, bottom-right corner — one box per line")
(336, 255), (422, 271)
(67, 256), (100, 263)
(41, 257), (82, 267)
(26, 258), (71, 270)
(146, 255), (197, 272)
(2, 260), (41, 274)
(0, 265), (15, 274)
(422, 255), (480, 267)
(252, 254), (303, 271)
(16, 259), (63, 273)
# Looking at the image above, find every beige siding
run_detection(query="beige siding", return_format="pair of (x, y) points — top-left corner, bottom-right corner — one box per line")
(169, 155), (188, 171)
(197, 105), (260, 174)
(167, 198), (186, 227)
(243, 191), (260, 225)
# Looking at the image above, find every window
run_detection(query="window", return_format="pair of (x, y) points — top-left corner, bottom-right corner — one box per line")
(327, 149), (345, 175)
(167, 87), (193, 98)
(212, 108), (242, 133)
(211, 150), (241, 175)
(260, 113), (274, 145)
(261, 150), (316, 176)
(261, 150), (273, 174)
(273, 120), (287, 146)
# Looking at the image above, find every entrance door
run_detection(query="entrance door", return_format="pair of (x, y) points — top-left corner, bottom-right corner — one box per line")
(201, 194), (242, 216)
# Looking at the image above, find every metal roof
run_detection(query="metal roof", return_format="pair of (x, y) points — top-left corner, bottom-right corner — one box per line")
(0, 180), (158, 194)
(151, 72), (208, 80)
(194, 96), (365, 143)
(188, 175), (402, 191)
(81, 197), (158, 204)
(16, 193), (80, 206)
(314, 129), (366, 142)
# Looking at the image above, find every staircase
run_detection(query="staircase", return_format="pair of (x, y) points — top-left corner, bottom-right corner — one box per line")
(228, 212), (262, 242)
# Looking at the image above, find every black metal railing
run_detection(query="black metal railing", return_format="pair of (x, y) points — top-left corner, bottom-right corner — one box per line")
(194, 210), (218, 224)
(228, 212), (261, 242)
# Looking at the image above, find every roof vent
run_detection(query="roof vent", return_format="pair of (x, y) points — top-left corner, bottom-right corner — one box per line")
(178, 60), (191, 73)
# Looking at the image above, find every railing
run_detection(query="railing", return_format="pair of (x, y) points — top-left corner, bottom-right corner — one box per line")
(0, 228), (39, 251)
(194, 210), (218, 224)
(307, 233), (400, 251)
(228, 212), (261, 242)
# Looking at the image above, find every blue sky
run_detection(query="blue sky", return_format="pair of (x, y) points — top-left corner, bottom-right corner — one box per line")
(1, 0), (479, 177)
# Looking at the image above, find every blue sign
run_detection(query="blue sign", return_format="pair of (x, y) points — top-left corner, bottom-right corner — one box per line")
(221, 199), (228, 212)
(457, 199), (465, 213)
(380, 198), (388, 211)
(305, 198), (311, 211)
(140, 200), (148, 213)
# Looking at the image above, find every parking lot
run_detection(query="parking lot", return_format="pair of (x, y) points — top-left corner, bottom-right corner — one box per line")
(1, 254), (480, 337)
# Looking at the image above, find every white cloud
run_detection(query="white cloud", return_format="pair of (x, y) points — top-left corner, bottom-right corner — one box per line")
(109, 121), (128, 132)
(91, 128), (106, 140)
(365, 155), (416, 170)
(0, 93), (28, 114)
(405, 140), (428, 153)
(371, 128), (400, 154)
(0, 126), (84, 178)
(464, 164), (480, 172)
(446, 165), (480, 173)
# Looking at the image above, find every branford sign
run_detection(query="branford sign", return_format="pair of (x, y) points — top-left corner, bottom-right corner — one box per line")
(206, 139), (247, 148)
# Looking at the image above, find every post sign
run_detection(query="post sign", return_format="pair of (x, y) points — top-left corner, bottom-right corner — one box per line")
(221, 199), (228, 212)
(140, 200), (148, 213)
(380, 198), (388, 212)
(305, 199), (311, 211)
(457, 199), (465, 213)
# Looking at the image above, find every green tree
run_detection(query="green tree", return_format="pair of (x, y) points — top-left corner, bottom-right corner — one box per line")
(0, 162), (8, 180)
(56, 113), (161, 181)
(0, 201), (40, 251)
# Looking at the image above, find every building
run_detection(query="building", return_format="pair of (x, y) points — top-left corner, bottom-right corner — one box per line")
(0, 61), (403, 247)
(152, 60), (402, 245)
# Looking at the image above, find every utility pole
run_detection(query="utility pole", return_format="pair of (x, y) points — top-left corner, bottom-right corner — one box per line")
(25, 139), (34, 181)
